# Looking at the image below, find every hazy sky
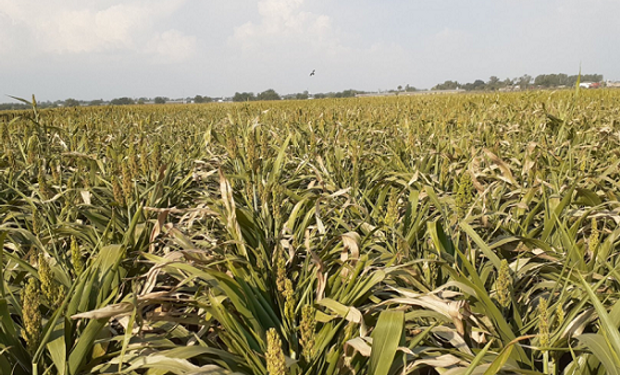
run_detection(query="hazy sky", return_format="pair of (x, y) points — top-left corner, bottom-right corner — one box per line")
(1, 0), (619, 101)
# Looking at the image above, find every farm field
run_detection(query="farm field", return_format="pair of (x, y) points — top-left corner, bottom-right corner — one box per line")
(2, 90), (620, 374)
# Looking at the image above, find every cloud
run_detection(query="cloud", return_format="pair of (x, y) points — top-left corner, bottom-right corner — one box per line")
(0, 0), (194, 63)
(230, 0), (336, 53)
(145, 30), (197, 63)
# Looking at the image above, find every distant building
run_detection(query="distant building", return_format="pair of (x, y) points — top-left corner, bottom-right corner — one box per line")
(499, 86), (520, 92)
(607, 81), (620, 88)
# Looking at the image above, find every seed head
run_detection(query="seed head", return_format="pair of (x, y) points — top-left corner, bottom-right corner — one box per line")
(246, 129), (256, 171)
(299, 305), (316, 360)
(283, 279), (295, 322)
(455, 171), (473, 218)
(38, 253), (54, 303)
(538, 297), (550, 348)
(38, 166), (51, 200)
(128, 141), (140, 178)
(27, 135), (39, 165)
(121, 160), (133, 204)
(81, 134), (91, 154)
(275, 252), (287, 294)
(150, 140), (162, 177)
(439, 157), (450, 188)
(589, 217), (600, 258)
(39, 252), (64, 309)
(139, 139), (150, 176)
(71, 236), (84, 277)
(496, 259), (511, 308)
(22, 277), (41, 353)
(50, 159), (61, 184)
(261, 128), (270, 160)
(0, 121), (9, 145)
(579, 157), (587, 173)
(385, 189), (399, 227)
(225, 126), (238, 160)
(112, 175), (124, 206)
(556, 302), (565, 328)
(266, 328), (286, 375)
(427, 253), (438, 288)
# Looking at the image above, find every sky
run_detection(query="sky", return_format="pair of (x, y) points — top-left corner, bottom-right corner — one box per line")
(1, 0), (619, 102)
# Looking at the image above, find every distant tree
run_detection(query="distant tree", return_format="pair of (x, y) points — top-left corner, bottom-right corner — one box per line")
(233, 92), (256, 102)
(194, 95), (213, 103)
(110, 97), (135, 105)
(405, 85), (417, 92)
(534, 74), (553, 87)
(257, 89), (281, 101)
(432, 80), (459, 90)
(335, 89), (361, 98)
(154, 97), (166, 104)
(487, 76), (501, 91)
(580, 74), (603, 83)
(89, 99), (104, 106)
(0, 103), (29, 111)
(397, 85), (403, 91)
(557, 73), (569, 86)
(295, 91), (309, 100)
(519, 75), (532, 90)
(460, 80), (484, 91)
(64, 98), (80, 107)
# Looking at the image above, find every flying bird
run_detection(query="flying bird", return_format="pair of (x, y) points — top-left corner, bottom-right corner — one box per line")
(310, 70), (315, 76)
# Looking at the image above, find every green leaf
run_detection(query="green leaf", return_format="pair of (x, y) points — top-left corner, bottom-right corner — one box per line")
(369, 310), (404, 375)
(482, 343), (513, 375)
(579, 276), (620, 369)
(459, 221), (501, 270)
(577, 334), (620, 375)
(464, 339), (494, 375)
(575, 188), (602, 207)
(46, 320), (67, 375)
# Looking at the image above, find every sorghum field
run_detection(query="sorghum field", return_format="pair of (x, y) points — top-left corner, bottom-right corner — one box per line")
(2, 90), (620, 375)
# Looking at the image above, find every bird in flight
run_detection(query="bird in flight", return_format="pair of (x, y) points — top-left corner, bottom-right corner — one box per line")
(310, 70), (315, 76)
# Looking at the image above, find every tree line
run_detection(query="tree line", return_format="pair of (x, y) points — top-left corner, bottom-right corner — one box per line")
(0, 73), (611, 111)
(432, 73), (604, 91)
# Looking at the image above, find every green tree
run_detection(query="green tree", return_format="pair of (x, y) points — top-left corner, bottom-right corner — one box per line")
(64, 98), (80, 107)
(154, 97), (166, 104)
(110, 97), (135, 105)
(432, 80), (459, 90)
(295, 91), (309, 100)
(194, 95), (212, 103)
(487, 76), (501, 91)
(257, 89), (281, 101)
(233, 92), (256, 102)
(519, 74), (532, 90)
